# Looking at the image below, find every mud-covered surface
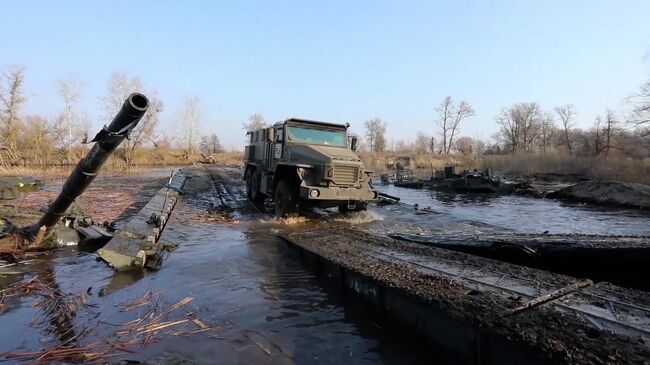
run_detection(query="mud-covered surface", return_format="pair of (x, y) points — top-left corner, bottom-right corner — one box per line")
(547, 181), (650, 209)
(10, 168), (175, 226)
(283, 229), (650, 364)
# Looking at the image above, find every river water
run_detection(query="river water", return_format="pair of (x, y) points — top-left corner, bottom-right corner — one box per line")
(0, 170), (443, 364)
(375, 184), (650, 236)
(1, 168), (648, 364)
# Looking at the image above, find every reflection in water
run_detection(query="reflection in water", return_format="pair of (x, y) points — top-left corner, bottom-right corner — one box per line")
(98, 269), (145, 297)
(39, 268), (78, 344)
(432, 190), (499, 206)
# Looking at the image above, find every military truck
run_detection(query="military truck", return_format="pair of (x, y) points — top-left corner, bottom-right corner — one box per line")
(244, 118), (377, 217)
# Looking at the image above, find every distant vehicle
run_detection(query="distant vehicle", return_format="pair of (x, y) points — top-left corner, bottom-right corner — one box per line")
(244, 118), (378, 217)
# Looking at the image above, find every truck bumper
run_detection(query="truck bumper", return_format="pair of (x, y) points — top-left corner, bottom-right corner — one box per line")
(299, 184), (378, 202)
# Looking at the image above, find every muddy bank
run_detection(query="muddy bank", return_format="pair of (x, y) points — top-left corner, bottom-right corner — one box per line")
(13, 173), (171, 225)
(547, 181), (650, 209)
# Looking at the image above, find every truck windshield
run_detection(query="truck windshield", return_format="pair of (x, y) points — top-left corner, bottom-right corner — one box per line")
(286, 126), (347, 147)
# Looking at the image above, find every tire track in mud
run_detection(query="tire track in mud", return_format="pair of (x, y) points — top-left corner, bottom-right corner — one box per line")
(200, 166), (252, 212)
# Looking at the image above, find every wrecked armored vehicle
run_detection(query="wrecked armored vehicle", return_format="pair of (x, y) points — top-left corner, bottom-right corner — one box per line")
(0, 93), (150, 257)
(244, 118), (377, 217)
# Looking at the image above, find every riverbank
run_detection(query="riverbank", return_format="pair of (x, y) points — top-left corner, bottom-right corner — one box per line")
(547, 181), (650, 209)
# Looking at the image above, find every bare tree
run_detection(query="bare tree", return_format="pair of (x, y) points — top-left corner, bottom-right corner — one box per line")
(428, 136), (436, 154)
(436, 96), (453, 154)
(51, 77), (83, 163)
(179, 96), (202, 159)
(21, 115), (54, 165)
(414, 132), (431, 154)
(364, 118), (386, 152)
(539, 112), (555, 153)
(603, 109), (619, 156)
(435, 96), (475, 154)
(243, 113), (266, 132)
(454, 136), (474, 155)
(629, 80), (650, 126)
(200, 133), (223, 155)
(554, 104), (576, 154)
(592, 116), (604, 155)
(101, 72), (161, 169)
(0, 66), (26, 163)
(447, 101), (475, 154)
(394, 139), (412, 153)
(495, 103), (542, 152)
(495, 108), (518, 152)
(472, 138), (487, 156)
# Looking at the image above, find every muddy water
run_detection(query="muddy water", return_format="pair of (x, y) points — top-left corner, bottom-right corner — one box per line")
(0, 169), (444, 364)
(376, 184), (650, 236)
(2, 167), (648, 364)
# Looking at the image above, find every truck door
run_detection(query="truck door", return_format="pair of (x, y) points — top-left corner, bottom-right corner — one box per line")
(271, 125), (284, 168)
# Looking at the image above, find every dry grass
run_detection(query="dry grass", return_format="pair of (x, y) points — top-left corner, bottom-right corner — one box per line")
(359, 151), (649, 184)
(0, 151), (243, 179)
(209, 152), (244, 166)
(358, 152), (482, 178)
(483, 151), (650, 184)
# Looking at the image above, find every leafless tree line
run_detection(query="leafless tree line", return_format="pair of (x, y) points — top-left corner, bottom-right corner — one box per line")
(363, 96), (475, 155)
(0, 66), (214, 169)
(362, 82), (649, 160)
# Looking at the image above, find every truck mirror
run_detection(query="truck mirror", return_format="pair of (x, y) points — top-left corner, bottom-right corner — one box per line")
(350, 137), (358, 151)
(267, 128), (275, 142)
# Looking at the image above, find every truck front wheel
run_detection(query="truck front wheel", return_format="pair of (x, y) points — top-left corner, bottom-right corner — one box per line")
(274, 179), (298, 218)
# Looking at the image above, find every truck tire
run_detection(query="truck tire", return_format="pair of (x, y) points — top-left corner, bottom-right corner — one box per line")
(274, 179), (298, 218)
(338, 201), (367, 213)
(247, 171), (263, 203)
(246, 170), (253, 199)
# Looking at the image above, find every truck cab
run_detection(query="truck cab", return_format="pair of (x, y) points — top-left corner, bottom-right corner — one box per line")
(244, 118), (377, 217)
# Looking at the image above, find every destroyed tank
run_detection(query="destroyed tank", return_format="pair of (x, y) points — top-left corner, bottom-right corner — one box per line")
(0, 93), (150, 258)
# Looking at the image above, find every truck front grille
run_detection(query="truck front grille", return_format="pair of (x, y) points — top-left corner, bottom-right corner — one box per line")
(332, 165), (359, 185)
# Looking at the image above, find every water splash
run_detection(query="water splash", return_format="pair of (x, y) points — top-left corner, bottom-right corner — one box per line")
(332, 210), (384, 224)
(259, 216), (310, 225)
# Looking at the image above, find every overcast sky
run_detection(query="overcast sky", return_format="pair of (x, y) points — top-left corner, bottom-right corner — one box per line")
(2, 0), (649, 149)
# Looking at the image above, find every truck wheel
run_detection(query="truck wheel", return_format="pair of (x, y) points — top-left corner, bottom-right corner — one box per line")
(246, 170), (253, 199)
(248, 171), (263, 202)
(338, 201), (367, 213)
(274, 179), (298, 218)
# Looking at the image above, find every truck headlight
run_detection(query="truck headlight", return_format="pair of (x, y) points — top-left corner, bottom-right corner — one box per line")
(310, 189), (320, 198)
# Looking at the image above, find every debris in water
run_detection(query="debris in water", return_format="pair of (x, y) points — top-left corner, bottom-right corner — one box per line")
(0, 279), (219, 364)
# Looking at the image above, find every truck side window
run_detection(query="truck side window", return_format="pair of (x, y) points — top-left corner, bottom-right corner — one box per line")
(276, 128), (284, 143)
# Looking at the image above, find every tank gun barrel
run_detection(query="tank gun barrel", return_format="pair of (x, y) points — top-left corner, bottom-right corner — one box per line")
(27, 93), (149, 235)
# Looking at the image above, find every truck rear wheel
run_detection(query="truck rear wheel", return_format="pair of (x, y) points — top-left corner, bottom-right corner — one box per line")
(274, 179), (298, 218)
(246, 170), (253, 199)
(247, 169), (263, 203)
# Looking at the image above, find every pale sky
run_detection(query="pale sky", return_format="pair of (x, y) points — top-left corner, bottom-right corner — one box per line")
(2, 1), (649, 149)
